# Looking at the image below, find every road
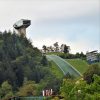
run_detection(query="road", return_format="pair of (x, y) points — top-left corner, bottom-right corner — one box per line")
(46, 55), (82, 78)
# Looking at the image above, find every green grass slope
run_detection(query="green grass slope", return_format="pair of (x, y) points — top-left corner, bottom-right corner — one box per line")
(66, 59), (89, 74)
(47, 55), (82, 78)
(49, 61), (63, 79)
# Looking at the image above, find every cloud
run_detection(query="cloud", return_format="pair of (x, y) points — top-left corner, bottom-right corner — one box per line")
(0, 0), (100, 53)
(0, 0), (99, 24)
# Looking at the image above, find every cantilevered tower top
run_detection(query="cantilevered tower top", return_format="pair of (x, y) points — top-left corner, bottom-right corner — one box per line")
(13, 19), (31, 36)
(13, 19), (31, 29)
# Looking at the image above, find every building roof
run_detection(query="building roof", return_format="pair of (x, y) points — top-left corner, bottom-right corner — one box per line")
(13, 19), (31, 29)
(86, 50), (98, 54)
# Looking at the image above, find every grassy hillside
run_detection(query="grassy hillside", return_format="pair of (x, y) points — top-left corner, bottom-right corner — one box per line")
(47, 55), (82, 78)
(49, 61), (63, 79)
(66, 59), (89, 74)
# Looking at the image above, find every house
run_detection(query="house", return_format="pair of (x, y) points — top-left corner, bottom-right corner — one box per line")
(86, 50), (99, 64)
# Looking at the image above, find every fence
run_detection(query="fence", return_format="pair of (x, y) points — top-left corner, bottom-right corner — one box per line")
(8, 96), (51, 100)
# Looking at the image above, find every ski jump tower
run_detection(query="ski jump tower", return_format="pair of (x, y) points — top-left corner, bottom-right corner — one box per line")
(13, 19), (31, 36)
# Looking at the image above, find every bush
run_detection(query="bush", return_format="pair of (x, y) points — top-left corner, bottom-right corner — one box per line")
(83, 64), (100, 84)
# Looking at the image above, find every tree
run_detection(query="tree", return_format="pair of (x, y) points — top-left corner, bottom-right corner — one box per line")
(54, 42), (59, 52)
(84, 75), (100, 100)
(42, 45), (47, 53)
(0, 31), (65, 97)
(75, 52), (80, 58)
(0, 31), (47, 89)
(41, 55), (48, 66)
(0, 81), (13, 99)
(60, 79), (75, 100)
(69, 79), (87, 100)
(64, 45), (70, 54)
(40, 74), (62, 95)
(75, 52), (86, 59)
(17, 81), (38, 96)
(70, 75), (100, 100)
(60, 75), (100, 100)
(83, 64), (100, 84)
(50, 46), (54, 52)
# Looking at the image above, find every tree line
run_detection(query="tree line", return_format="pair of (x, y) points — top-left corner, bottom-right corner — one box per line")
(42, 42), (86, 60)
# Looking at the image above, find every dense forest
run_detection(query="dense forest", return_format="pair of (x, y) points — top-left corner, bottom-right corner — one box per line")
(0, 31), (62, 98)
(0, 31), (44, 87)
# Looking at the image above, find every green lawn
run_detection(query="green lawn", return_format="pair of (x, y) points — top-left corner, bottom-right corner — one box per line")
(66, 59), (89, 74)
(47, 55), (82, 78)
(49, 61), (63, 79)
(47, 52), (63, 55)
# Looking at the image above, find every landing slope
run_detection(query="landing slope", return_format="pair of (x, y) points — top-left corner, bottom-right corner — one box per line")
(46, 55), (82, 78)
(67, 59), (89, 74)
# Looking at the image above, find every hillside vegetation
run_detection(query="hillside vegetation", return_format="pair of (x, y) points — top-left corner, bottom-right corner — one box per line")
(0, 31), (61, 96)
(66, 59), (89, 74)
(0, 31), (100, 99)
(47, 55), (82, 78)
(49, 61), (63, 79)
(0, 31), (47, 87)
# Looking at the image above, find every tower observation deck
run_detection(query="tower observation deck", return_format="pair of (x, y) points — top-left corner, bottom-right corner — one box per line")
(13, 19), (31, 36)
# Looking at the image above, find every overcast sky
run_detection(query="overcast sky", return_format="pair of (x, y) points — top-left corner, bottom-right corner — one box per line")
(0, 0), (100, 53)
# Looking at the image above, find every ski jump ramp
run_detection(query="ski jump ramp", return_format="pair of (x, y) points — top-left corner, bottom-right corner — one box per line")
(46, 55), (82, 78)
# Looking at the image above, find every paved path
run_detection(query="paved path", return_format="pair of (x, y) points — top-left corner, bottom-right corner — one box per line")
(46, 55), (82, 78)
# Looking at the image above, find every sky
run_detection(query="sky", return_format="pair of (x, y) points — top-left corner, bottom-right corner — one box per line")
(0, 0), (100, 53)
